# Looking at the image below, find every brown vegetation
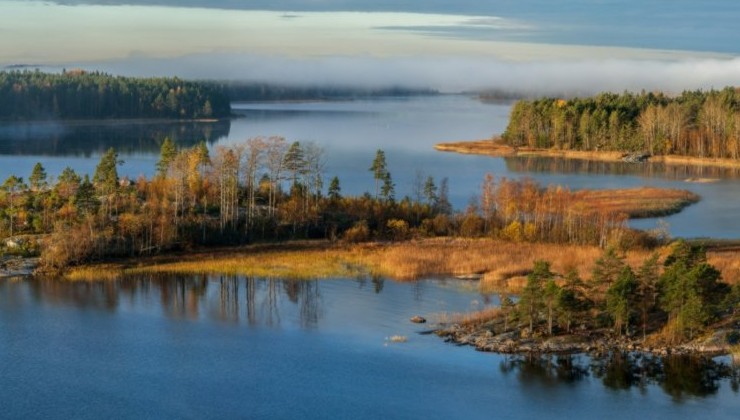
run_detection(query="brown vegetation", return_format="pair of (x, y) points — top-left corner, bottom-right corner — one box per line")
(67, 238), (660, 286)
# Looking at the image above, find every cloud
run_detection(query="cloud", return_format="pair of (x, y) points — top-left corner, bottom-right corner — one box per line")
(82, 53), (740, 95)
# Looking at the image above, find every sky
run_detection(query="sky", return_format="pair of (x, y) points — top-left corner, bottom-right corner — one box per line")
(1, 0), (739, 93)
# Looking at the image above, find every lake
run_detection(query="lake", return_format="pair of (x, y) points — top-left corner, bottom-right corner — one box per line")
(1, 275), (738, 419)
(3, 95), (740, 418)
(1, 94), (739, 238)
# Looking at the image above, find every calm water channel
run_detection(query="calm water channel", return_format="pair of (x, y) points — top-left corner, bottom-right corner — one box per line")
(1, 95), (739, 238)
(2, 276), (739, 419)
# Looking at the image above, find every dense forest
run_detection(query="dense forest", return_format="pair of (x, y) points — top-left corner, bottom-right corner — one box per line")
(0, 70), (231, 120)
(502, 88), (740, 159)
(0, 139), (652, 270)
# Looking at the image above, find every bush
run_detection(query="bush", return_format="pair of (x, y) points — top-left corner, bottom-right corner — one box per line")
(343, 220), (370, 243)
(386, 219), (410, 241)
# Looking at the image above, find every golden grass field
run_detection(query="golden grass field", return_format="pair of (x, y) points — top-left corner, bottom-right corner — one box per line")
(64, 237), (740, 290)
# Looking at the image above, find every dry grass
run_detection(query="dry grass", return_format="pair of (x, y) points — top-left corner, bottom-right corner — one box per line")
(65, 264), (124, 281)
(66, 238), (738, 288)
(571, 187), (700, 218)
(708, 249), (740, 285)
(124, 243), (367, 280)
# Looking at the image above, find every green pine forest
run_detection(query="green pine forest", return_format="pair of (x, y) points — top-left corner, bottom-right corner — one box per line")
(0, 70), (231, 120)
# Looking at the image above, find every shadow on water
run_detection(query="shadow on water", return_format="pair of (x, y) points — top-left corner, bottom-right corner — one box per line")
(0, 119), (231, 156)
(501, 352), (740, 401)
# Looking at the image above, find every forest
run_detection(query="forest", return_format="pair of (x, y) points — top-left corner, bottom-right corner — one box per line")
(0, 70), (231, 120)
(502, 88), (740, 159)
(0, 139), (662, 271)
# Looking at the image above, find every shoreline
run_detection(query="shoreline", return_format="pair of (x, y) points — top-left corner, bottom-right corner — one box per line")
(435, 139), (740, 170)
(13, 237), (740, 358)
(435, 320), (736, 358)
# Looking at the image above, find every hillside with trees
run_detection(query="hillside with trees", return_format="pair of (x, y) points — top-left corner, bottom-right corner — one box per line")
(502, 88), (740, 159)
(0, 70), (231, 120)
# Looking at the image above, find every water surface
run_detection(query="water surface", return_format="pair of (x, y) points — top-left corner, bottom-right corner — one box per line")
(1, 276), (738, 419)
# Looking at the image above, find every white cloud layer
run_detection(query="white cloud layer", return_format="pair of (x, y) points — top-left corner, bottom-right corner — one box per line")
(87, 53), (740, 95)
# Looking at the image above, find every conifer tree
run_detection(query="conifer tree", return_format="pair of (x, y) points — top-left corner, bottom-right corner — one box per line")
(29, 162), (48, 191)
(156, 137), (177, 177)
(369, 149), (388, 199)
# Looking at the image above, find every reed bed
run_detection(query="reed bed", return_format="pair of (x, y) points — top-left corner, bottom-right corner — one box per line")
(571, 187), (700, 218)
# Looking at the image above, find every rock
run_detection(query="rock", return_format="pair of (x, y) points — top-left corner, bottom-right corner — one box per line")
(622, 152), (651, 163)
(410, 315), (427, 324)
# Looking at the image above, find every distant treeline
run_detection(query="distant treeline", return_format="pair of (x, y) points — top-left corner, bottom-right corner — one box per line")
(0, 70), (231, 120)
(502, 88), (740, 159)
(223, 83), (438, 102)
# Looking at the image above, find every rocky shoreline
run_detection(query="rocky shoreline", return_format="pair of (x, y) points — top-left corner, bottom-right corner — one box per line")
(435, 322), (738, 357)
(0, 256), (38, 278)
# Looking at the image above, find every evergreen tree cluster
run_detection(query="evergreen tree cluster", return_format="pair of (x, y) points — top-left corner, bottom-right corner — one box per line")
(0, 70), (231, 120)
(511, 242), (736, 343)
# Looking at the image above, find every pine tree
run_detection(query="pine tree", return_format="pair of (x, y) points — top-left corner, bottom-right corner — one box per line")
(29, 162), (48, 191)
(369, 149), (388, 199)
(93, 148), (122, 217)
(283, 141), (306, 187)
(423, 176), (437, 206)
(518, 260), (554, 333)
(636, 253), (660, 339)
(381, 171), (395, 203)
(606, 266), (638, 336)
(328, 176), (341, 201)
(156, 137), (177, 177)
(2, 175), (27, 237)
(75, 175), (99, 215)
(93, 148), (121, 195)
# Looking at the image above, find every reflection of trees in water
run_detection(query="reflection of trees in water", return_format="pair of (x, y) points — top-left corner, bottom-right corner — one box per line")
(152, 274), (208, 320)
(500, 354), (590, 388)
(21, 275), (324, 328)
(502, 352), (740, 401)
(0, 119), (231, 156)
(506, 156), (740, 180)
(27, 278), (120, 311)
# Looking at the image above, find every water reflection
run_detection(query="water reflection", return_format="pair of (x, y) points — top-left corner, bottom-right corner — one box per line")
(0, 119), (231, 157)
(15, 275), (327, 328)
(501, 352), (740, 401)
(506, 156), (740, 181)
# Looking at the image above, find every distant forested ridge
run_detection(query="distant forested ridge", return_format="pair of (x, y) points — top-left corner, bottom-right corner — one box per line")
(502, 88), (740, 159)
(224, 83), (438, 102)
(0, 70), (231, 120)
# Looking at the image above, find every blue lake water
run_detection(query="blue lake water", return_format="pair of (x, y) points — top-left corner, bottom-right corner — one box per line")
(2, 276), (739, 419)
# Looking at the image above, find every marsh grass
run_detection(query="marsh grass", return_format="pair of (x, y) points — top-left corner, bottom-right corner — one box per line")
(65, 265), (124, 281)
(65, 238), (738, 291)
(571, 187), (700, 218)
